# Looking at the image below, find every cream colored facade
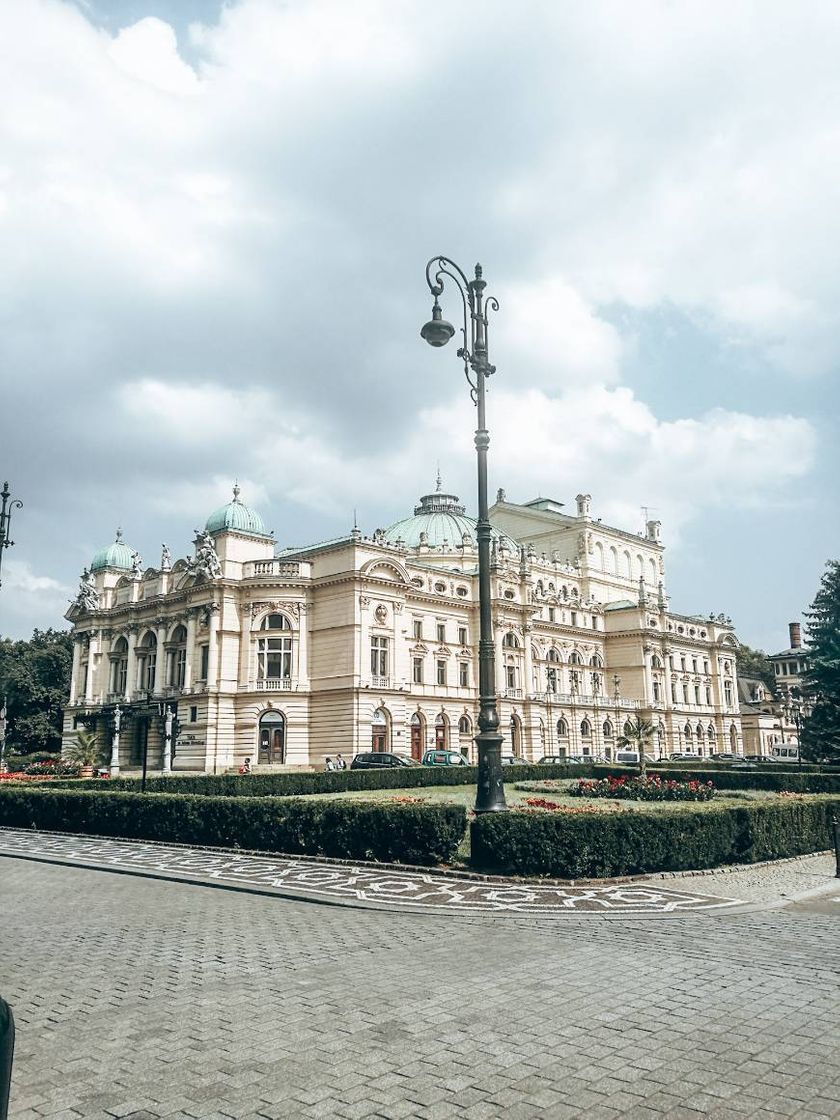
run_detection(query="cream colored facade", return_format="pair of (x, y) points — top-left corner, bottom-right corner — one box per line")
(63, 486), (744, 772)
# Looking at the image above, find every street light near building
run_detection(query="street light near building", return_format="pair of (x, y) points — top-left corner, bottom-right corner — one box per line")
(0, 482), (23, 591)
(421, 257), (506, 813)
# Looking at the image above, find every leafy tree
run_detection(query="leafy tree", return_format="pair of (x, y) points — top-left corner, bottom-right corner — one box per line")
(0, 628), (73, 755)
(801, 560), (840, 763)
(735, 642), (776, 695)
(617, 716), (655, 778)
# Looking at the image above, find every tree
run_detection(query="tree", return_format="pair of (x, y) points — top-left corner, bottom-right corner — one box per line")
(735, 642), (776, 695)
(801, 560), (840, 763)
(0, 628), (73, 755)
(617, 716), (655, 778)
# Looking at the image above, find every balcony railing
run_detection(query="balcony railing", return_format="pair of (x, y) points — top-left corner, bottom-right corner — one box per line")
(370, 677), (390, 690)
(251, 678), (293, 691)
(503, 687), (523, 699)
(243, 560), (302, 579)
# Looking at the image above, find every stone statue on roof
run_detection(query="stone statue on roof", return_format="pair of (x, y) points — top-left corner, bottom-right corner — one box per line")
(75, 568), (100, 612)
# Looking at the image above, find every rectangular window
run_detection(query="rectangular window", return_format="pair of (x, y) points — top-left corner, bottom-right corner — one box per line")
(694, 684), (700, 705)
(412, 657), (423, 685)
(458, 626), (467, 646)
(189, 706), (197, 723)
(548, 607), (555, 623)
(436, 659), (446, 686)
(591, 616), (598, 630)
(671, 682), (677, 703)
(200, 645), (209, 680)
(706, 686), (712, 706)
(682, 683), (689, 704)
(413, 619), (422, 641)
(436, 622), (446, 643)
(692, 658), (698, 674)
(724, 681), (733, 706)
(704, 659), (709, 674)
(459, 662), (469, 687)
(570, 611), (577, 627)
(681, 657), (686, 672)
(506, 665), (517, 690)
(546, 667), (557, 694)
(370, 637), (389, 678)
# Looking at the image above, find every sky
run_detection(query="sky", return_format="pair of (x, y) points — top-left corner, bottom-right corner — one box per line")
(1, 0), (837, 653)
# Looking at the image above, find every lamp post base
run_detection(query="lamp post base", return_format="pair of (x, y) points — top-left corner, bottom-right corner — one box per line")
(475, 731), (507, 813)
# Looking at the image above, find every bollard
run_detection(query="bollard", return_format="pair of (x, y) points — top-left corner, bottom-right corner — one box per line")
(0, 998), (14, 1120)
(833, 815), (840, 879)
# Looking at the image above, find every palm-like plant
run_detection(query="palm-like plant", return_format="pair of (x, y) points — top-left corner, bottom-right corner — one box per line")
(617, 716), (655, 778)
(65, 728), (102, 769)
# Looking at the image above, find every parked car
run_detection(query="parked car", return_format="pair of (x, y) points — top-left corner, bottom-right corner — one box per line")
(614, 750), (656, 765)
(500, 755), (528, 766)
(711, 752), (736, 762)
(538, 755), (572, 764)
(668, 753), (698, 762)
(422, 749), (469, 767)
(731, 760), (759, 770)
(350, 752), (421, 769)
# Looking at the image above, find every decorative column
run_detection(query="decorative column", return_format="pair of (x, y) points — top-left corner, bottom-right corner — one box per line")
(69, 638), (82, 705)
(83, 634), (97, 704)
(183, 610), (197, 691)
(125, 629), (138, 701)
(153, 622), (167, 693)
(110, 704), (122, 775)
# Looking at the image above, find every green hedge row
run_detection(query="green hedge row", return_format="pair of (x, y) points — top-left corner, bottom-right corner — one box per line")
(471, 797), (840, 878)
(0, 789), (466, 866)
(47, 763), (840, 797)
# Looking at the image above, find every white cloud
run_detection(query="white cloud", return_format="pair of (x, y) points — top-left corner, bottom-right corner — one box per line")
(108, 17), (200, 96)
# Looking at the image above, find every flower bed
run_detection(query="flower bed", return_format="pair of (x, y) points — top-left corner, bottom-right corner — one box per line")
(568, 774), (715, 801)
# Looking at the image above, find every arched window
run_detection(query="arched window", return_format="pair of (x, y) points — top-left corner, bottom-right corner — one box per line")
(434, 713), (449, 749)
(547, 647), (561, 663)
(110, 636), (129, 696)
(623, 720), (634, 736)
(684, 722), (693, 741)
(458, 715), (472, 735)
(258, 613), (293, 684)
(580, 719), (591, 739)
(603, 720), (614, 738)
(707, 724), (716, 741)
(569, 650), (582, 666)
(138, 631), (157, 692)
(556, 717), (569, 739)
(502, 632), (520, 649)
(590, 654), (603, 668)
(696, 723), (704, 739)
(651, 655), (662, 670)
(258, 710), (285, 765)
(167, 624), (187, 689)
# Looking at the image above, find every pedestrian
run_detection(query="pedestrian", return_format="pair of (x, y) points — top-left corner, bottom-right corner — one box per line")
(324, 756), (336, 772)
(334, 753), (347, 771)
(239, 756), (252, 775)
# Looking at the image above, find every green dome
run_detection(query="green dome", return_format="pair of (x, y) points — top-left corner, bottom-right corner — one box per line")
(91, 529), (135, 572)
(205, 484), (270, 538)
(384, 487), (517, 550)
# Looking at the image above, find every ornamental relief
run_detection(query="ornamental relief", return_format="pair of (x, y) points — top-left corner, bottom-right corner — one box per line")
(250, 600), (301, 621)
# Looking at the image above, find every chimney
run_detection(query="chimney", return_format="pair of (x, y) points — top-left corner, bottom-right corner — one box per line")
(789, 622), (801, 649)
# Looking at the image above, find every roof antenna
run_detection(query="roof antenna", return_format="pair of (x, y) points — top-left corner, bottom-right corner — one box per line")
(436, 461), (442, 492)
(353, 508), (358, 530)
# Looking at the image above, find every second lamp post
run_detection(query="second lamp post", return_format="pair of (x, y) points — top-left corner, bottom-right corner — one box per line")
(421, 257), (507, 813)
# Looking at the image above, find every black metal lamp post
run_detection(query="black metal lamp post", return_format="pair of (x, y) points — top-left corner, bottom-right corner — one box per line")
(421, 257), (506, 813)
(0, 482), (23, 591)
(790, 697), (803, 771)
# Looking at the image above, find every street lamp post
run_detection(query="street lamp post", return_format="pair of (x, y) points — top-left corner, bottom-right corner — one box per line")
(790, 696), (803, 771)
(0, 482), (23, 591)
(0, 696), (7, 774)
(421, 256), (506, 813)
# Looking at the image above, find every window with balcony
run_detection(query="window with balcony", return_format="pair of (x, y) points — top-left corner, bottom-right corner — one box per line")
(370, 636), (389, 679)
(258, 614), (293, 683)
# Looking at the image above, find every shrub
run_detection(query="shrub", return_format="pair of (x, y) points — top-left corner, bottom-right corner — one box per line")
(470, 796), (840, 878)
(0, 788), (466, 866)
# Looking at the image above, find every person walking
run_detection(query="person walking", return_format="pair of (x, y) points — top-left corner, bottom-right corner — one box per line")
(324, 756), (336, 772)
(334, 753), (347, 771)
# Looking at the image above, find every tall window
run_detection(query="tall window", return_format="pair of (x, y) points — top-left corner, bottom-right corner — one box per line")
(724, 680), (733, 707)
(580, 719), (591, 739)
(412, 657), (424, 684)
(259, 614), (293, 681)
(200, 644), (209, 681)
(413, 619), (422, 640)
(706, 685), (712, 705)
(556, 717), (569, 740)
(436, 622), (446, 643)
(505, 664), (517, 690)
(682, 682), (689, 704)
(546, 667), (558, 693)
(458, 626), (467, 646)
(138, 632), (157, 692)
(168, 625), (187, 689)
(459, 661), (469, 687)
(694, 684), (700, 705)
(548, 607), (555, 623)
(111, 637), (128, 696)
(603, 720), (614, 739)
(502, 632), (519, 649)
(671, 681), (677, 703)
(436, 659), (446, 686)
(370, 636), (389, 678)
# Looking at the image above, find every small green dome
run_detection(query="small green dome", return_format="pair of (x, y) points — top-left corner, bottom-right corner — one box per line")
(91, 529), (135, 572)
(383, 485), (517, 550)
(205, 484), (270, 538)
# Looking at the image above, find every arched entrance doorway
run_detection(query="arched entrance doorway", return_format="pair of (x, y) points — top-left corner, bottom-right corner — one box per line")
(371, 707), (389, 752)
(410, 712), (425, 760)
(258, 710), (285, 764)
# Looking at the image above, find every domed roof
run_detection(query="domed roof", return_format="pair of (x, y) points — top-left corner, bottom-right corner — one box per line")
(205, 484), (271, 538)
(383, 481), (518, 550)
(90, 529), (135, 572)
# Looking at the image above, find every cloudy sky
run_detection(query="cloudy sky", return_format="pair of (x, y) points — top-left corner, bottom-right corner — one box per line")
(1, 0), (837, 652)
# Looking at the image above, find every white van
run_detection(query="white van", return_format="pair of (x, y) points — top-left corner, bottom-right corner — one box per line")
(770, 744), (800, 763)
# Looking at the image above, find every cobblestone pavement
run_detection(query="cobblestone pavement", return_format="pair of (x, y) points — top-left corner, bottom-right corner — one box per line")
(2, 855), (839, 1120)
(0, 829), (743, 915)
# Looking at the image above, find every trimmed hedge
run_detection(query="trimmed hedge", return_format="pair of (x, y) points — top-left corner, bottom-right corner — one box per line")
(0, 789), (466, 866)
(48, 763), (840, 797)
(471, 797), (840, 878)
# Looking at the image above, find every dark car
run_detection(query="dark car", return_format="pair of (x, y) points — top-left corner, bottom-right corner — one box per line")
(501, 755), (528, 766)
(711, 752), (736, 762)
(422, 749), (469, 767)
(350, 752), (421, 769)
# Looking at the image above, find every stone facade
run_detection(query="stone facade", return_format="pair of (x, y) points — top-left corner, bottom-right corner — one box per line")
(63, 486), (744, 772)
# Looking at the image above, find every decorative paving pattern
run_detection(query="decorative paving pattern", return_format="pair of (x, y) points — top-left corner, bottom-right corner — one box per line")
(0, 827), (742, 914)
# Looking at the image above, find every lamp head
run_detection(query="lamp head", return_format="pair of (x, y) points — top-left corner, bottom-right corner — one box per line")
(421, 299), (455, 348)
